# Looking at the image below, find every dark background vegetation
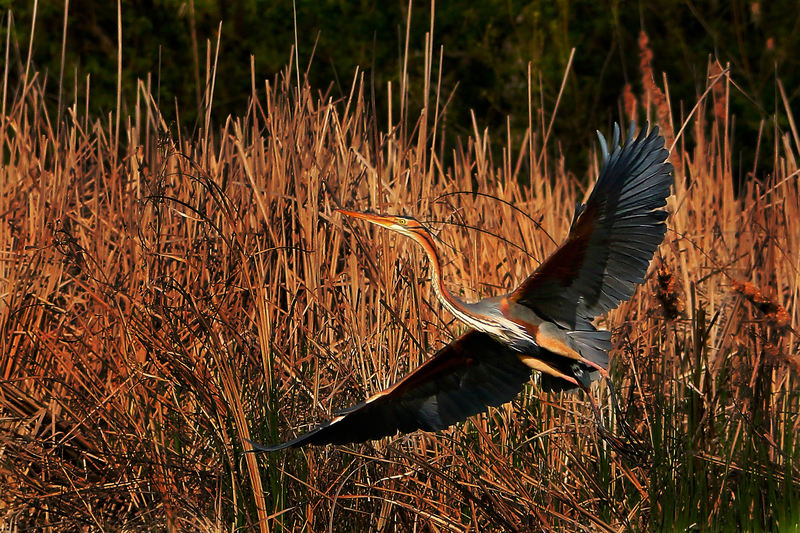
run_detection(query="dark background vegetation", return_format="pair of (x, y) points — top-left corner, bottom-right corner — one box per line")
(3, 0), (800, 179)
(2, 2), (799, 530)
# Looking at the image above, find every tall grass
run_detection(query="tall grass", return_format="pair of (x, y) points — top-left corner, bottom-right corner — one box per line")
(0, 14), (798, 532)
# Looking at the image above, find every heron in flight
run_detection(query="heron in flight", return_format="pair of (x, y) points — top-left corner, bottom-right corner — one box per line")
(249, 123), (672, 452)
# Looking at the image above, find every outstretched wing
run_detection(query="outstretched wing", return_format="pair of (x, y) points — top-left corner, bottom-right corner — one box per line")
(247, 330), (533, 452)
(509, 123), (672, 332)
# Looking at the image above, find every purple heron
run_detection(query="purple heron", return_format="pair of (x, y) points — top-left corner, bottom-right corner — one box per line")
(249, 123), (672, 451)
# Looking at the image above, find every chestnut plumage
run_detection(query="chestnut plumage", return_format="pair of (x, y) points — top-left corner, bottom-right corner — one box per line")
(248, 122), (673, 452)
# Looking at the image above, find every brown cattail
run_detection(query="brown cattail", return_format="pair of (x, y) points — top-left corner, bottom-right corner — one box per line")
(762, 341), (783, 367)
(623, 83), (638, 125)
(655, 264), (685, 320)
(787, 354), (800, 376)
(638, 31), (677, 167)
(762, 340), (800, 376)
(709, 61), (726, 126)
(638, 31), (654, 85)
(731, 279), (791, 330)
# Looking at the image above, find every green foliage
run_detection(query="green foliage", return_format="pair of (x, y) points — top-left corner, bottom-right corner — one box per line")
(2, 2), (800, 530)
(3, 0), (799, 179)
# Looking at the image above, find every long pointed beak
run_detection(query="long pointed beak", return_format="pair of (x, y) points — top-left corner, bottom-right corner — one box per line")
(335, 209), (395, 229)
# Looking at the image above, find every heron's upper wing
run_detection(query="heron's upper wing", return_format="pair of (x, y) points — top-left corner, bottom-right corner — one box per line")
(508, 123), (672, 330)
(247, 330), (533, 451)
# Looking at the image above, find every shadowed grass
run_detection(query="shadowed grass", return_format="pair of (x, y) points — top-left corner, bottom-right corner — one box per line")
(0, 16), (798, 533)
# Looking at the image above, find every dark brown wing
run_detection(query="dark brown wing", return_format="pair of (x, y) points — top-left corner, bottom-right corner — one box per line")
(510, 123), (672, 328)
(247, 330), (533, 452)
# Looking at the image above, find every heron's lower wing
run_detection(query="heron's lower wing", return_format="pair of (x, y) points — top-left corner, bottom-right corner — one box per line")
(248, 330), (533, 452)
(509, 123), (672, 331)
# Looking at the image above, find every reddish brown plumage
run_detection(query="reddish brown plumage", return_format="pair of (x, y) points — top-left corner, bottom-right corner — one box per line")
(249, 123), (673, 451)
(510, 202), (597, 300)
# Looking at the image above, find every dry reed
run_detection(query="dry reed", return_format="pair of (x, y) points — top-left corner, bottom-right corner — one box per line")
(0, 18), (798, 533)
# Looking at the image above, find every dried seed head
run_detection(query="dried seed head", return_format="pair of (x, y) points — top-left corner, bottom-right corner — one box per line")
(710, 62), (727, 125)
(623, 84), (638, 126)
(731, 279), (791, 330)
(762, 340), (800, 376)
(655, 265), (685, 320)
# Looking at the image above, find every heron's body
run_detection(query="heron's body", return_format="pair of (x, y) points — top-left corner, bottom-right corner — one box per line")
(249, 123), (673, 451)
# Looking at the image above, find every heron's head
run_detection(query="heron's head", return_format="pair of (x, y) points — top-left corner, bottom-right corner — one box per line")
(336, 209), (429, 240)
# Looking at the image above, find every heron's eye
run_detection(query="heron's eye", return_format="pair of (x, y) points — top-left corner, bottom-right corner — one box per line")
(397, 219), (407, 226)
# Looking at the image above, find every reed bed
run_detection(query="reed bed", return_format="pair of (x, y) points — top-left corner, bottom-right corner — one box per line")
(1, 26), (798, 532)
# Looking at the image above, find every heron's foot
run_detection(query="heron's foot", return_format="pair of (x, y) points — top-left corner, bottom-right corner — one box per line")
(596, 424), (651, 467)
(596, 377), (652, 466)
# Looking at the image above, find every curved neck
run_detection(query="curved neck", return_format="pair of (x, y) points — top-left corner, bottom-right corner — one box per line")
(410, 230), (470, 320)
